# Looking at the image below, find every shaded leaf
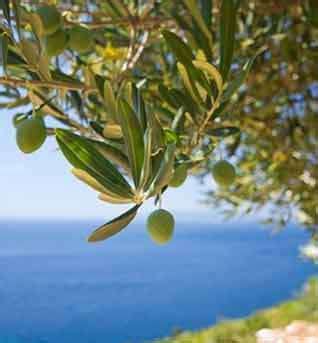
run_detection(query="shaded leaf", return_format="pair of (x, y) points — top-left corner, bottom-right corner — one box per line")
(222, 55), (258, 102)
(91, 139), (130, 172)
(220, 0), (237, 81)
(183, 0), (213, 51)
(162, 30), (194, 67)
(87, 205), (140, 242)
(200, 0), (212, 27)
(0, 34), (8, 74)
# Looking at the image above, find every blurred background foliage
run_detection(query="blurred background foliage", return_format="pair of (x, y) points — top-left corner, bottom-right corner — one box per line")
(1, 0), (318, 240)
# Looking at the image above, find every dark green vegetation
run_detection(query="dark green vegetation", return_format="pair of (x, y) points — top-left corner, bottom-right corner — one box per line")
(147, 209), (175, 244)
(155, 277), (318, 343)
(1, 1), (318, 244)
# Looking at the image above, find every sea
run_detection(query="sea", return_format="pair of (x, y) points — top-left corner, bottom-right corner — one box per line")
(0, 219), (316, 343)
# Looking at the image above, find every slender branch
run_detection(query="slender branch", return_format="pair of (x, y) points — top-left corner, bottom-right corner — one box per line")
(0, 77), (97, 93)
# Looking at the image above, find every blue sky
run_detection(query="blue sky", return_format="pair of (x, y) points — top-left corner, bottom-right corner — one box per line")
(1, 110), (219, 220)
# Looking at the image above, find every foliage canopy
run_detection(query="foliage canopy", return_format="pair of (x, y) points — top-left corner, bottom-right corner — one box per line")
(1, 0), (318, 243)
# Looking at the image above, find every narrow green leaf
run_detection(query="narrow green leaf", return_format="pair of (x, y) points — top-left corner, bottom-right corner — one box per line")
(177, 62), (203, 105)
(56, 129), (134, 199)
(183, 0), (213, 51)
(146, 108), (165, 155)
(139, 128), (152, 190)
(200, 0), (212, 27)
(158, 84), (181, 109)
(132, 83), (147, 132)
(103, 80), (118, 122)
(118, 99), (145, 187)
(0, 34), (8, 74)
(220, 0), (237, 81)
(162, 30), (194, 67)
(12, 0), (21, 38)
(170, 88), (199, 116)
(147, 144), (176, 197)
(72, 168), (132, 204)
(88, 205), (140, 242)
(222, 55), (257, 102)
(91, 139), (130, 172)
(193, 60), (223, 96)
(0, 0), (11, 27)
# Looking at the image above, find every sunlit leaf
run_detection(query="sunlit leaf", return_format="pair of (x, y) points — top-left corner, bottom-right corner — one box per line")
(118, 99), (145, 187)
(56, 129), (134, 199)
(147, 144), (176, 198)
(87, 205), (140, 242)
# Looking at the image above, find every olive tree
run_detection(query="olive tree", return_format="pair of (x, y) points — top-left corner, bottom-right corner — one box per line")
(1, 0), (317, 246)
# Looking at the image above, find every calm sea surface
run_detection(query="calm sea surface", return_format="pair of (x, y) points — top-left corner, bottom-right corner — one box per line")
(0, 220), (316, 343)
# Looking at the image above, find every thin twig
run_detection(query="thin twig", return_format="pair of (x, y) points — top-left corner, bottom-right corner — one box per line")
(0, 77), (97, 93)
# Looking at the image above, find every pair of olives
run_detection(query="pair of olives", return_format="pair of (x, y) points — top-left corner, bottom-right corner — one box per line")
(15, 115), (47, 154)
(36, 5), (93, 57)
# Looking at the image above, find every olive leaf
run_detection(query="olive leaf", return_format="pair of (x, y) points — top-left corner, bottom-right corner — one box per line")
(117, 99), (145, 188)
(162, 30), (194, 67)
(222, 54), (259, 102)
(132, 84), (147, 132)
(71, 168), (133, 204)
(87, 205), (141, 242)
(177, 62), (203, 105)
(147, 143), (176, 198)
(103, 80), (118, 122)
(0, 34), (8, 74)
(193, 60), (223, 97)
(138, 128), (153, 190)
(183, 0), (213, 51)
(200, 0), (212, 27)
(89, 139), (130, 172)
(56, 129), (134, 199)
(220, 0), (237, 81)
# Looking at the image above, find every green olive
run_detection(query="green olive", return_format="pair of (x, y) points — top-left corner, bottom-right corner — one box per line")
(169, 164), (188, 188)
(36, 5), (62, 36)
(147, 209), (175, 245)
(16, 116), (47, 154)
(68, 26), (93, 53)
(212, 160), (236, 187)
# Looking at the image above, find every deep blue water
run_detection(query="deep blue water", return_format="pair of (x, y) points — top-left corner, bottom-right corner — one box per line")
(0, 220), (316, 343)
